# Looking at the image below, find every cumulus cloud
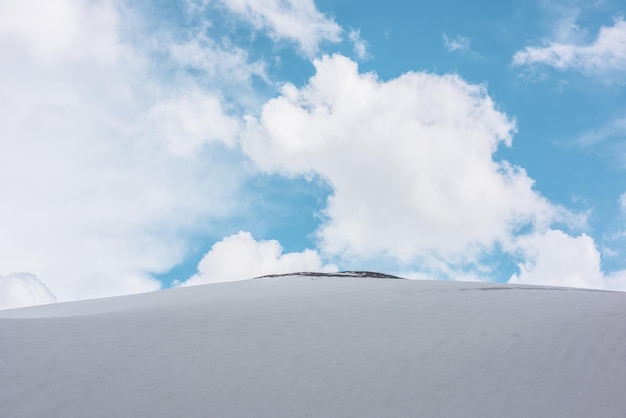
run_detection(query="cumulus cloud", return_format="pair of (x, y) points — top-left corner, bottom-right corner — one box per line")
(0, 0), (251, 301)
(512, 18), (626, 76)
(443, 33), (471, 52)
(0, 273), (56, 310)
(509, 230), (605, 289)
(243, 54), (561, 267)
(509, 229), (626, 291)
(182, 231), (337, 285)
(218, 0), (342, 56)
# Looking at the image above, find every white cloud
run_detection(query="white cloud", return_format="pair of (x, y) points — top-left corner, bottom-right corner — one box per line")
(348, 29), (368, 60)
(218, 0), (342, 56)
(509, 230), (605, 289)
(0, 0), (120, 67)
(147, 89), (240, 157)
(0, 273), (56, 310)
(443, 33), (471, 52)
(397, 269), (486, 283)
(574, 115), (626, 172)
(167, 33), (268, 87)
(620, 193), (626, 213)
(606, 269), (626, 291)
(512, 18), (626, 76)
(243, 54), (563, 267)
(0, 0), (249, 301)
(182, 231), (337, 285)
(509, 229), (626, 291)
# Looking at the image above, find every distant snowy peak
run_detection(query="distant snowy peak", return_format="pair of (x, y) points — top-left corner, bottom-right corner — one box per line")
(254, 271), (406, 280)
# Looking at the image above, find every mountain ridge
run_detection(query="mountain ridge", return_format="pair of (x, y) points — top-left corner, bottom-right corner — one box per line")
(2, 274), (625, 417)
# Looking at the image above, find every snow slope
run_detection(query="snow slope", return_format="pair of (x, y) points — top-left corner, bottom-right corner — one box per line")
(1, 273), (626, 417)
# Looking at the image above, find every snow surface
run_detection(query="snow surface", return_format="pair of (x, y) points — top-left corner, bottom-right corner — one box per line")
(1, 273), (626, 417)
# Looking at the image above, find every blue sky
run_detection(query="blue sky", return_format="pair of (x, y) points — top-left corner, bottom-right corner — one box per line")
(2, 0), (626, 307)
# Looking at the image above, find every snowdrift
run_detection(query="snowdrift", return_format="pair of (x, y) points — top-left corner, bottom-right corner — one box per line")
(1, 273), (625, 417)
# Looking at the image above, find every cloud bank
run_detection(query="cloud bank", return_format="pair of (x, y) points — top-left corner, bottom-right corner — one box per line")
(243, 54), (560, 269)
(0, 0), (250, 302)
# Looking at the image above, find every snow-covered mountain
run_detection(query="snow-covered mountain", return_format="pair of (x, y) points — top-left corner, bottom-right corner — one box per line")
(2, 272), (625, 417)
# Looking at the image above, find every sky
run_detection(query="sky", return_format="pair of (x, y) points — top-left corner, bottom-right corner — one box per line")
(2, 0), (626, 308)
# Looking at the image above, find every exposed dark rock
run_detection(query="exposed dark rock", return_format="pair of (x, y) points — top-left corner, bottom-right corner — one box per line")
(254, 271), (405, 280)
